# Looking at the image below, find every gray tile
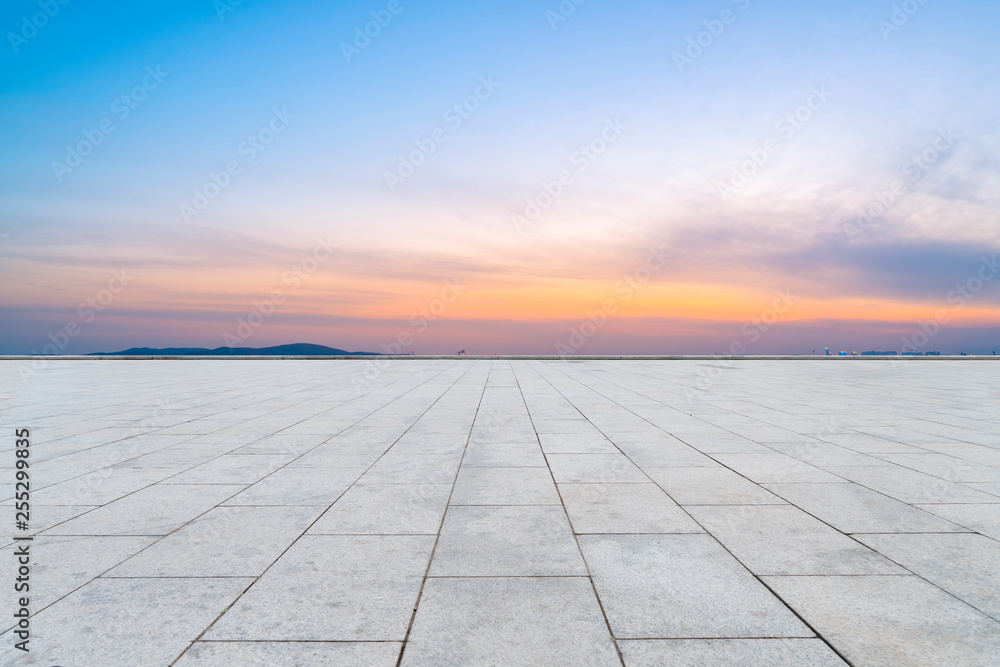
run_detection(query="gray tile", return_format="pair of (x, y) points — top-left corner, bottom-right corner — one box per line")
(764, 441), (889, 467)
(765, 574), (1000, 667)
(0, 535), (156, 611)
(855, 533), (1000, 619)
(619, 638), (847, 666)
(615, 441), (717, 468)
(816, 432), (924, 453)
(676, 434), (774, 454)
(687, 505), (903, 575)
(106, 506), (323, 577)
(360, 454), (461, 484)
(165, 454), (290, 485)
(647, 467), (785, 505)
(402, 577), (619, 666)
(579, 534), (811, 638)
(763, 483), (969, 533)
(713, 453), (843, 483)
(11, 577), (252, 665)
(224, 466), (365, 505)
(560, 483), (703, 534)
(176, 641), (401, 666)
(0, 504), (98, 536)
(430, 506), (586, 577)
(32, 467), (178, 506)
(451, 467), (560, 505)
(207, 535), (434, 641)
(968, 482), (1000, 497)
(547, 454), (648, 483)
(309, 483), (451, 534)
(914, 503), (1000, 539)
(230, 433), (330, 455)
(538, 432), (619, 454)
(44, 484), (244, 535)
(288, 443), (389, 468)
(825, 466), (999, 504)
(461, 441), (547, 467)
(390, 434), (469, 456)
(876, 453), (1000, 483)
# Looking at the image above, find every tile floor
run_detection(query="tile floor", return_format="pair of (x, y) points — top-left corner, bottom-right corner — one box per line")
(1, 358), (999, 665)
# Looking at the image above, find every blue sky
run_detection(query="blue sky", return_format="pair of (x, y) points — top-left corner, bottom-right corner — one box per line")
(1, 0), (998, 354)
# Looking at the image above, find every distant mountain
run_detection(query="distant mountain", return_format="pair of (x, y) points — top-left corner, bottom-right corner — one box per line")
(89, 343), (381, 356)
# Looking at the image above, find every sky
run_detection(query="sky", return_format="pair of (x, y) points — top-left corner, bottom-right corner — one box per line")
(1, 0), (999, 355)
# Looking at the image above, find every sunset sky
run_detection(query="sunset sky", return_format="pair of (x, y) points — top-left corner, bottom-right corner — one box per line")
(2, 0), (999, 354)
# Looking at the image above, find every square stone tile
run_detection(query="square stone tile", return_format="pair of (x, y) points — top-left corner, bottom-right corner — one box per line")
(764, 575), (1000, 666)
(32, 467), (179, 506)
(450, 467), (560, 505)
(461, 441), (547, 467)
(579, 534), (812, 638)
(538, 432), (619, 454)
(402, 577), (619, 666)
(360, 454), (461, 484)
(619, 638), (847, 666)
(968, 483), (1000, 497)
(176, 641), (401, 666)
(309, 483), (451, 534)
(105, 506), (323, 577)
(815, 432), (923, 454)
(206, 535), (434, 641)
(547, 454), (648, 483)
(0, 504), (98, 537)
(763, 483), (969, 533)
(647, 467), (785, 505)
(914, 503), (1000, 539)
(430, 506), (586, 577)
(230, 432), (330, 455)
(164, 454), (290, 485)
(560, 483), (703, 534)
(288, 443), (392, 468)
(615, 441), (717, 468)
(687, 505), (903, 575)
(825, 466), (999, 504)
(0, 535), (156, 611)
(876, 453), (1000, 483)
(713, 453), (843, 484)
(44, 484), (244, 535)
(763, 441), (889, 467)
(855, 533), (1000, 619)
(6, 577), (252, 665)
(224, 466), (365, 505)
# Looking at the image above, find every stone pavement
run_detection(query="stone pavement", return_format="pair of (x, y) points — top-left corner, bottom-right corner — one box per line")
(1, 359), (999, 665)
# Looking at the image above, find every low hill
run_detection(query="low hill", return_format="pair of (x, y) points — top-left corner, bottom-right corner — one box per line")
(89, 343), (380, 356)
